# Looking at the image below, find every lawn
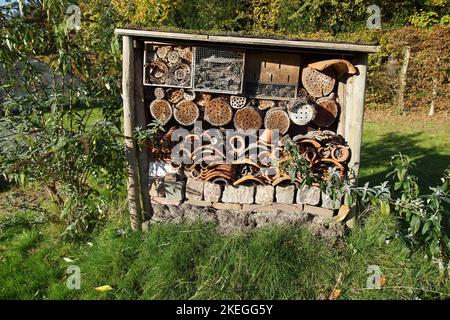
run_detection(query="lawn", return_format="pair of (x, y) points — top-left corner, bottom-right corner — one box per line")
(360, 112), (450, 191)
(0, 112), (449, 300)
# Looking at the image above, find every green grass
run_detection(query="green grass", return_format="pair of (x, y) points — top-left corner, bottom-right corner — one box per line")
(0, 115), (448, 300)
(0, 207), (448, 300)
(360, 117), (450, 191)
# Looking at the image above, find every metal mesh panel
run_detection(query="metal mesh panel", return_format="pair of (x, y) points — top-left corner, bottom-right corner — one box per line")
(194, 47), (245, 94)
(244, 82), (297, 100)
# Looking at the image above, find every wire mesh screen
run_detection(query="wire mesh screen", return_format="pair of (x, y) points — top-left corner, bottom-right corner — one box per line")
(194, 47), (245, 94)
(244, 83), (297, 100)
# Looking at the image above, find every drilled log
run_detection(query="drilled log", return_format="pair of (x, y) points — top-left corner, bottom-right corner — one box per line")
(167, 88), (184, 104)
(173, 100), (199, 126)
(233, 106), (262, 134)
(302, 67), (336, 98)
(313, 95), (339, 128)
(230, 95), (247, 109)
(204, 98), (233, 126)
(149, 99), (172, 124)
(288, 98), (316, 126)
(264, 108), (290, 134)
(258, 99), (275, 110)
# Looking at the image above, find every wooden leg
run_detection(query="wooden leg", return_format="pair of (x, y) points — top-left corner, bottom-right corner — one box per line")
(122, 36), (142, 231)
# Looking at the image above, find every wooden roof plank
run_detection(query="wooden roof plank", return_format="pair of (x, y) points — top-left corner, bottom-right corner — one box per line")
(114, 28), (380, 53)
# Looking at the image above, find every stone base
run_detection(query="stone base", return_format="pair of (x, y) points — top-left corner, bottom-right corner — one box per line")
(203, 182), (222, 203)
(186, 178), (204, 201)
(145, 201), (344, 243)
(222, 185), (255, 204)
(255, 185), (275, 204)
(275, 185), (296, 204)
(321, 191), (342, 210)
(164, 174), (186, 201)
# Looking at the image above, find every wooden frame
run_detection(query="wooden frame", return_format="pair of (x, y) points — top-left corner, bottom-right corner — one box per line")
(142, 41), (194, 89)
(116, 29), (379, 230)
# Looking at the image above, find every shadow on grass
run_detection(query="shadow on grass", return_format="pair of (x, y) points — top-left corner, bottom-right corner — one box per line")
(360, 131), (450, 192)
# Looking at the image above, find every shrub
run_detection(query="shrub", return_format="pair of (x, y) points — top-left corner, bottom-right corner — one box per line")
(0, 1), (124, 239)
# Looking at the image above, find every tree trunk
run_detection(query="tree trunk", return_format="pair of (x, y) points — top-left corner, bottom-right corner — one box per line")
(428, 58), (439, 116)
(397, 46), (411, 114)
(428, 78), (436, 116)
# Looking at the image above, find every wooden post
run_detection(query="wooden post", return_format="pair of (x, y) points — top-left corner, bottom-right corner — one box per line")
(345, 53), (368, 228)
(336, 78), (347, 137)
(134, 40), (152, 220)
(345, 54), (368, 184)
(122, 36), (142, 230)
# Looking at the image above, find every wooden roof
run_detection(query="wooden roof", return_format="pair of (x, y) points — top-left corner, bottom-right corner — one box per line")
(114, 28), (380, 54)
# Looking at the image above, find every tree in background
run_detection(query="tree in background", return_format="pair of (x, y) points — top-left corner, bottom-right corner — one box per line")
(0, 0), (125, 239)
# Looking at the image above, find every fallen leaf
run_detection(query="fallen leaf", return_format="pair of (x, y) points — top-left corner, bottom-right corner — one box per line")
(328, 288), (342, 300)
(335, 205), (350, 222)
(95, 285), (113, 293)
(379, 276), (386, 287)
(63, 257), (75, 263)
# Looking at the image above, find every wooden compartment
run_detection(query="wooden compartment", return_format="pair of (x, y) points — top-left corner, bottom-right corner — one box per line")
(143, 42), (194, 88)
(244, 51), (301, 100)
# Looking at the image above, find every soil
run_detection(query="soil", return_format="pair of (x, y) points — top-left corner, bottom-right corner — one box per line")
(364, 109), (449, 124)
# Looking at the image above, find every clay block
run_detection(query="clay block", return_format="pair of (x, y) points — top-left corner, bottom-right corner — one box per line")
(251, 211), (308, 228)
(272, 203), (303, 213)
(186, 178), (204, 201)
(296, 185), (321, 206)
(185, 199), (213, 207)
(275, 185), (296, 204)
(149, 177), (165, 197)
(241, 204), (272, 213)
(213, 202), (241, 211)
(222, 185), (255, 204)
(204, 182), (222, 203)
(321, 191), (342, 210)
(304, 204), (334, 219)
(164, 174), (185, 201)
(151, 197), (181, 206)
(255, 185), (275, 204)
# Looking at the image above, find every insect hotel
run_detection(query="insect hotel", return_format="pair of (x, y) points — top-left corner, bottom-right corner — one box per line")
(115, 29), (379, 231)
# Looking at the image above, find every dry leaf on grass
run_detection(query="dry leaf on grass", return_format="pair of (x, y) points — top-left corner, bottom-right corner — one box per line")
(380, 276), (386, 287)
(335, 204), (350, 222)
(95, 285), (113, 293)
(328, 288), (342, 300)
(62, 257), (75, 263)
